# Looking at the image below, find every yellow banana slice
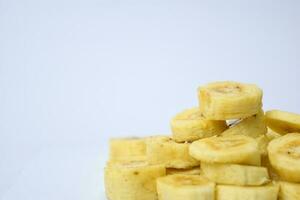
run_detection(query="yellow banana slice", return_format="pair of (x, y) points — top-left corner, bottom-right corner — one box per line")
(266, 110), (300, 134)
(147, 136), (199, 168)
(267, 133), (300, 182)
(166, 167), (200, 175)
(217, 183), (279, 200)
(171, 107), (227, 142)
(189, 135), (261, 165)
(201, 162), (269, 186)
(266, 128), (282, 140)
(279, 181), (300, 200)
(104, 160), (166, 200)
(198, 81), (263, 120)
(221, 110), (267, 138)
(109, 137), (146, 162)
(157, 174), (215, 200)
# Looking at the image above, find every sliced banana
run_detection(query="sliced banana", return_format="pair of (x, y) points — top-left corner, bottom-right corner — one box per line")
(221, 110), (267, 138)
(198, 81), (263, 120)
(201, 162), (269, 186)
(261, 156), (280, 181)
(166, 167), (200, 175)
(267, 133), (300, 182)
(279, 181), (300, 200)
(157, 174), (215, 200)
(256, 134), (272, 157)
(171, 107), (227, 142)
(266, 128), (282, 140)
(109, 137), (146, 162)
(217, 183), (279, 200)
(104, 160), (166, 200)
(266, 110), (300, 134)
(189, 135), (261, 165)
(146, 136), (199, 168)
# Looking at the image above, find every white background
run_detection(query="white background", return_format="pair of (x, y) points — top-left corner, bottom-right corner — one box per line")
(1, 0), (300, 199)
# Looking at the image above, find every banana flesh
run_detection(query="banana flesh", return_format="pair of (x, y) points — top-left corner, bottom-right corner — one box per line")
(216, 183), (279, 200)
(198, 81), (263, 120)
(221, 110), (267, 138)
(201, 162), (270, 186)
(279, 181), (300, 200)
(109, 137), (146, 162)
(104, 160), (166, 200)
(267, 133), (300, 182)
(171, 107), (227, 142)
(166, 167), (200, 175)
(157, 174), (215, 200)
(189, 135), (261, 166)
(266, 110), (300, 134)
(146, 136), (199, 168)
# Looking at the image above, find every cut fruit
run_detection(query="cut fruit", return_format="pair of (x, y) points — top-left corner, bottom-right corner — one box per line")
(171, 107), (227, 142)
(221, 110), (267, 138)
(267, 133), (300, 182)
(189, 135), (261, 165)
(157, 174), (215, 200)
(109, 137), (146, 162)
(198, 81), (263, 120)
(217, 183), (279, 200)
(147, 136), (199, 168)
(266, 110), (300, 134)
(104, 160), (166, 200)
(279, 181), (300, 200)
(201, 162), (269, 186)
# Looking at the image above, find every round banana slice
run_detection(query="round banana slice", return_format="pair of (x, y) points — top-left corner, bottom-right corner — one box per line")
(166, 167), (201, 175)
(217, 183), (279, 200)
(198, 81), (263, 120)
(171, 107), (227, 142)
(157, 174), (215, 200)
(201, 162), (270, 186)
(146, 136), (199, 168)
(189, 135), (261, 165)
(266, 110), (300, 134)
(221, 110), (267, 138)
(268, 133), (300, 182)
(109, 137), (146, 162)
(104, 160), (166, 200)
(279, 181), (300, 200)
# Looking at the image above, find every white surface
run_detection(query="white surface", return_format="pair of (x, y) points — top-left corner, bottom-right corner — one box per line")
(1, 0), (300, 199)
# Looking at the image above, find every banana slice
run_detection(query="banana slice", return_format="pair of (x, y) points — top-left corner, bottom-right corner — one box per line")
(217, 183), (279, 200)
(147, 136), (199, 168)
(256, 134), (271, 157)
(266, 128), (282, 140)
(266, 110), (300, 134)
(201, 162), (269, 186)
(279, 181), (300, 200)
(166, 167), (200, 175)
(198, 81), (263, 120)
(189, 135), (261, 165)
(261, 156), (280, 181)
(157, 174), (215, 200)
(109, 137), (146, 162)
(267, 133), (300, 182)
(221, 110), (267, 138)
(171, 108), (227, 142)
(104, 160), (166, 200)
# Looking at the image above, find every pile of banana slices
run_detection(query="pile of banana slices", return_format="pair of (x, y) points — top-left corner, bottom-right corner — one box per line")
(104, 81), (300, 200)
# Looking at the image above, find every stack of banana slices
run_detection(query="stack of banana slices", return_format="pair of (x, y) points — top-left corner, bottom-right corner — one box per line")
(104, 81), (300, 200)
